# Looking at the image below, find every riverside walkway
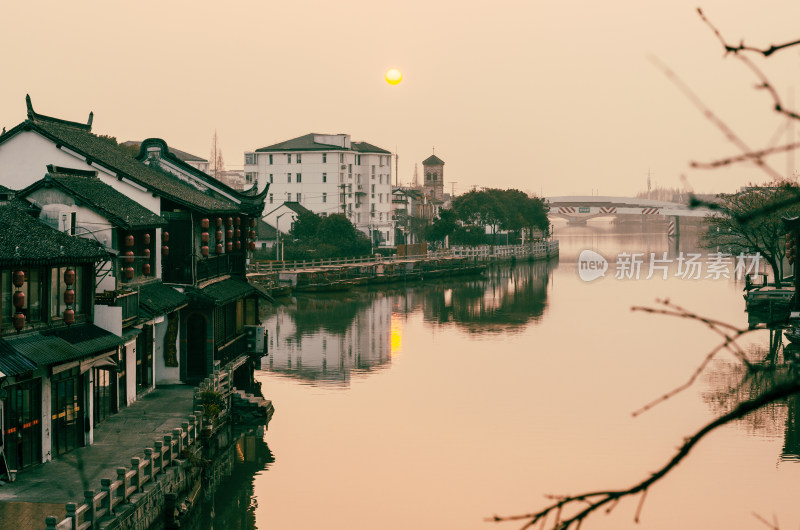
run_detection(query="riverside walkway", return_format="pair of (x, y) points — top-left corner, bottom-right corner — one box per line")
(0, 385), (195, 527)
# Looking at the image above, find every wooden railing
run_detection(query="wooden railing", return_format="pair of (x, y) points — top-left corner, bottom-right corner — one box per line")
(45, 410), (204, 530)
(247, 241), (559, 273)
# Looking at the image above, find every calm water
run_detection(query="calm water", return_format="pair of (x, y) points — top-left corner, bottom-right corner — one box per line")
(217, 220), (800, 529)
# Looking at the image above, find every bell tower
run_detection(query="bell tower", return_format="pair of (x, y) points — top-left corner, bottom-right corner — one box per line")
(421, 152), (444, 201)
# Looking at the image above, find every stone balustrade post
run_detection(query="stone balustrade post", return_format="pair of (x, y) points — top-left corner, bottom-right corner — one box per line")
(144, 448), (154, 482)
(195, 409), (204, 430)
(153, 440), (164, 473)
(45, 516), (57, 530)
(172, 428), (183, 456)
(100, 478), (112, 514)
(84, 490), (96, 527)
(130, 457), (141, 493)
(163, 434), (173, 465)
(66, 503), (77, 530)
(182, 421), (191, 445)
(187, 416), (196, 444)
(116, 467), (128, 504)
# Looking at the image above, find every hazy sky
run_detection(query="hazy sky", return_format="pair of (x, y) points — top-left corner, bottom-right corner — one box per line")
(2, 0), (799, 197)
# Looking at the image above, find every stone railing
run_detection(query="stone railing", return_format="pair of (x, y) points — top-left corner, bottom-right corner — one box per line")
(45, 410), (203, 530)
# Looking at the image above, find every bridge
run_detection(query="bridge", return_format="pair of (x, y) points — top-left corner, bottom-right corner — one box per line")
(546, 196), (716, 224)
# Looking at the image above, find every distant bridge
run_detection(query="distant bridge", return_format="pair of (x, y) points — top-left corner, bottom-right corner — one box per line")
(546, 196), (716, 224)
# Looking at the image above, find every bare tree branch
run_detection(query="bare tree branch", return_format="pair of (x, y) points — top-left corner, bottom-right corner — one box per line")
(692, 143), (800, 169)
(698, 8), (800, 58)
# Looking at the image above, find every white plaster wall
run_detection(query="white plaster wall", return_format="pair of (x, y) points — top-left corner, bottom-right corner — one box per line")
(125, 340), (137, 405)
(153, 315), (181, 384)
(85, 370), (94, 445)
(40, 370), (52, 463)
(94, 305), (123, 336)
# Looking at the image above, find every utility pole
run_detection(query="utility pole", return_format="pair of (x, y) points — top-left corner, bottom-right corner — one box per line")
(450, 182), (457, 198)
(395, 150), (399, 187)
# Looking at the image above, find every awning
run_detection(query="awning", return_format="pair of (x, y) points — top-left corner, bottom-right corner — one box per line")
(138, 281), (188, 319)
(2, 324), (125, 371)
(186, 277), (258, 307)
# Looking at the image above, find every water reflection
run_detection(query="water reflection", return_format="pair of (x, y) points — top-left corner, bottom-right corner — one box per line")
(260, 260), (555, 385)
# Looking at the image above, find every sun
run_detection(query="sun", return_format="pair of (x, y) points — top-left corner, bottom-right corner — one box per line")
(385, 68), (403, 85)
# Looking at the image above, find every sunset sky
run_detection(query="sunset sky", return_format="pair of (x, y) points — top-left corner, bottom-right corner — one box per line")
(2, 0), (799, 197)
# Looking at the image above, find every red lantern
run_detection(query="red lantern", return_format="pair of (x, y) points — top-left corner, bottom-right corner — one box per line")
(63, 309), (75, 326)
(234, 241), (241, 250)
(162, 245), (169, 256)
(64, 269), (76, 286)
(144, 248), (151, 258)
(201, 232), (210, 244)
(125, 235), (134, 247)
(143, 233), (151, 245)
(215, 230), (223, 241)
(123, 250), (134, 264)
(13, 312), (25, 332)
(226, 229), (233, 239)
(12, 270), (25, 287)
(13, 291), (25, 310)
(235, 217), (241, 226)
(143, 263), (151, 276)
(250, 218), (256, 228)
(215, 243), (223, 255)
(226, 217), (233, 227)
(234, 228), (241, 238)
(64, 289), (75, 305)
(201, 218), (210, 229)
(248, 241), (256, 251)
(162, 231), (169, 243)
(124, 267), (134, 280)
(216, 217), (222, 228)
(201, 245), (209, 257)
(225, 241), (233, 252)
(249, 230), (256, 239)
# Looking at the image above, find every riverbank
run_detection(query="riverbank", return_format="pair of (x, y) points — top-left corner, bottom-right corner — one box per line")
(0, 385), (195, 524)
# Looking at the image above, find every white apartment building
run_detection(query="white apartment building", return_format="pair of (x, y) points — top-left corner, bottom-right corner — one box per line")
(244, 133), (395, 247)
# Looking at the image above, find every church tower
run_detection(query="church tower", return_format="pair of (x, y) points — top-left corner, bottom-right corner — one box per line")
(421, 153), (444, 201)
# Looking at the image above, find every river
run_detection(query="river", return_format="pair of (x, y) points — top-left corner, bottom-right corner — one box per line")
(212, 220), (800, 529)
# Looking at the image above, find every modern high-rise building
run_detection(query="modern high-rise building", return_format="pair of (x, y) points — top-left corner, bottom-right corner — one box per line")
(244, 133), (395, 246)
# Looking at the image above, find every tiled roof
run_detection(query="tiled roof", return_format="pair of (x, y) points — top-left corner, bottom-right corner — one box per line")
(19, 166), (166, 230)
(122, 141), (208, 163)
(187, 277), (257, 306)
(422, 154), (445, 166)
(283, 201), (313, 216)
(0, 340), (38, 376)
(256, 219), (277, 239)
(138, 281), (188, 319)
(255, 133), (346, 153)
(352, 141), (391, 154)
(0, 198), (110, 267)
(2, 324), (123, 367)
(0, 98), (254, 215)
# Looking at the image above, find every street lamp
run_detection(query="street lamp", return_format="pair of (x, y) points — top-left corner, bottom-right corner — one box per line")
(276, 212), (289, 262)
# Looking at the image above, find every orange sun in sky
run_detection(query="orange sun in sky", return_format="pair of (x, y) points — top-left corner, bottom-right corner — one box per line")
(385, 68), (402, 85)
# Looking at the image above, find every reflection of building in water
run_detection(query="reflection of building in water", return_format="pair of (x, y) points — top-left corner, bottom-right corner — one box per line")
(261, 292), (393, 386)
(420, 261), (552, 332)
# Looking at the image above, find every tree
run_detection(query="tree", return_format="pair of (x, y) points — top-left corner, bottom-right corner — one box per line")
(282, 213), (371, 259)
(426, 208), (458, 245)
(452, 188), (550, 245)
(210, 130), (225, 179)
(702, 182), (800, 287)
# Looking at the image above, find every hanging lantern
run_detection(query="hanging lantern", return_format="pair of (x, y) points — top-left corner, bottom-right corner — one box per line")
(234, 241), (241, 250)
(225, 241), (233, 252)
(201, 232), (210, 244)
(143, 263), (151, 276)
(143, 248), (151, 259)
(162, 231), (169, 243)
(13, 312), (25, 332)
(215, 230), (223, 241)
(124, 267), (134, 280)
(250, 218), (257, 228)
(249, 229), (256, 239)
(125, 235), (135, 247)
(215, 217), (222, 228)
(201, 245), (209, 257)
(234, 228), (241, 238)
(64, 289), (75, 305)
(64, 269), (76, 286)
(13, 270), (25, 288)
(201, 218), (210, 229)
(215, 243), (223, 255)
(162, 245), (170, 256)
(13, 291), (25, 310)
(63, 309), (75, 326)
(143, 233), (151, 245)
(226, 217), (233, 227)
(123, 250), (135, 264)
(226, 229), (233, 240)
(248, 241), (256, 251)
(235, 217), (241, 226)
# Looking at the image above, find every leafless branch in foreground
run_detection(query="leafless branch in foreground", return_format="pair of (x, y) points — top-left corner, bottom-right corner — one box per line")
(697, 8), (800, 58)
(691, 143), (800, 170)
(752, 511), (780, 530)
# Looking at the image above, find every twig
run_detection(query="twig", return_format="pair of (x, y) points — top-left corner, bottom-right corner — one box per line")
(698, 8), (800, 58)
(691, 143), (800, 169)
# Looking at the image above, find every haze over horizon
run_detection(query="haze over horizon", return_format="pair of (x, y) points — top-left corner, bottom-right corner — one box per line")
(3, 0), (800, 198)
